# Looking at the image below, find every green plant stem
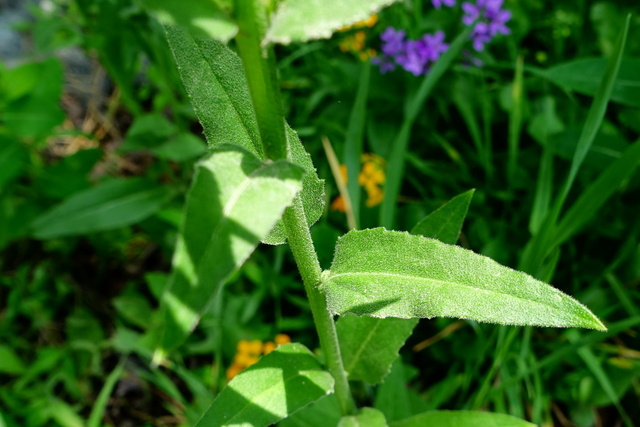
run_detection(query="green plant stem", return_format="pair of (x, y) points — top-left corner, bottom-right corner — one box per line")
(235, 0), (288, 160)
(234, 0), (356, 415)
(282, 197), (357, 415)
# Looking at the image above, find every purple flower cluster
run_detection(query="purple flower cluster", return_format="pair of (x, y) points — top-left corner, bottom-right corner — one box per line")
(372, 28), (449, 76)
(372, 0), (511, 75)
(462, 0), (511, 51)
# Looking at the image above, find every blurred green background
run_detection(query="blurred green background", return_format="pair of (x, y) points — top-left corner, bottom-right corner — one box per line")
(1, 0), (639, 426)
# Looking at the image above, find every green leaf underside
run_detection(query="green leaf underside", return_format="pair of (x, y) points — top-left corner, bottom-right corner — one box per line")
(165, 26), (324, 244)
(267, 0), (395, 44)
(159, 146), (303, 354)
(337, 315), (418, 384)
(262, 126), (326, 244)
(195, 343), (334, 427)
(339, 407), (388, 427)
(545, 58), (640, 107)
(323, 229), (605, 330)
(411, 189), (475, 244)
(31, 178), (172, 239)
(390, 410), (535, 427)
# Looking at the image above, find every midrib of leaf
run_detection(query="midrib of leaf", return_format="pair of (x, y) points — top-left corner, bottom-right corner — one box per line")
(343, 318), (383, 374)
(326, 271), (570, 311)
(224, 369), (324, 424)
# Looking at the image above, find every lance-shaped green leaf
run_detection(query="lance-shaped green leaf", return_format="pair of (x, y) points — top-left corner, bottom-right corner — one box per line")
(337, 191), (474, 384)
(31, 178), (173, 240)
(267, 0), (395, 44)
(195, 343), (334, 427)
(165, 26), (324, 244)
(165, 25), (262, 155)
(157, 146), (303, 356)
(321, 228), (606, 330)
(339, 408), (388, 427)
(390, 410), (535, 427)
(411, 189), (475, 244)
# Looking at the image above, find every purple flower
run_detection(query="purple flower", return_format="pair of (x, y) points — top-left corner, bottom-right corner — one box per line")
(396, 40), (428, 75)
(462, 0), (511, 51)
(380, 27), (406, 56)
(373, 27), (450, 76)
(420, 31), (449, 61)
(432, 0), (456, 8)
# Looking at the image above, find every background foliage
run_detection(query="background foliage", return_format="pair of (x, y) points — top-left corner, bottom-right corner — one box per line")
(0, 0), (639, 426)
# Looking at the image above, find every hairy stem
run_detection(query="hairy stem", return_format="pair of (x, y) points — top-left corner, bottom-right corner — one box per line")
(282, 198), (357, 415)
(235, 0), (288, 160)
(234, 0), (356, 415)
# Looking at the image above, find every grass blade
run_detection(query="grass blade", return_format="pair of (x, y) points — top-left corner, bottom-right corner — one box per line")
(381, 25), (474, 229)
(87, 357), (127, 427)
(344, 61), (371, 228)
(519, 15), (631, 276)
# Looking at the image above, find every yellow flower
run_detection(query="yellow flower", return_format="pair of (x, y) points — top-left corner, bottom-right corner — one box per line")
(331, 195), (347, 212)
(339, 14), (378, 32)
(263, 341), (277, 355)
(338, 14), (377, 61)
(227, 334), (291, 380)
(275, 334), (291, 345)
(226, 362), (244, 380)
(331, 154), (386, 211)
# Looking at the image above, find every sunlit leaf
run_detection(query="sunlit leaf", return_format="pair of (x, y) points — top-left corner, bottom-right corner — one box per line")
(322, 228), (605, 330)
(195, 343), (333, 427)
(165, 26), (324, 244)
(157, 146), (303, 355)
(267, 0), (395, 44)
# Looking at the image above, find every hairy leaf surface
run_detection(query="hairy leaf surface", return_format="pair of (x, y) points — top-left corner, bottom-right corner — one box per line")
(322, 229), (605, 330)
(337, 192), (473, 384)
(195, 344), (333, 427)
(157, 146), (303, 355)
(267, 0), (395, 44)
(411, 189), (474, 244)
(165, 26), (324, 244)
